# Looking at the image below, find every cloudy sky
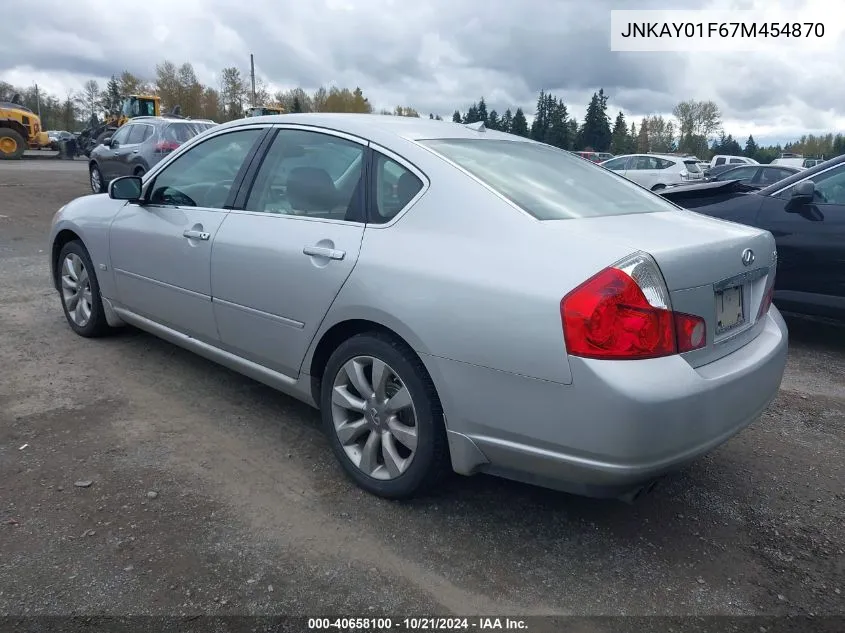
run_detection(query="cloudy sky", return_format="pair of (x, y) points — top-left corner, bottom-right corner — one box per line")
(4, 0), (844, 145)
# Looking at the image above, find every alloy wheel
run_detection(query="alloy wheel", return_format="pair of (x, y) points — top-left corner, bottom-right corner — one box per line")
(61, 253), (93, 327)
(330, 355), (419, 480)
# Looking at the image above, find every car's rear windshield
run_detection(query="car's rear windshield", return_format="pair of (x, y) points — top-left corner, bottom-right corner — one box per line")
(419, 139), (678, 220)
(163, 122), (210, 143)
(684, 160), (701, 173)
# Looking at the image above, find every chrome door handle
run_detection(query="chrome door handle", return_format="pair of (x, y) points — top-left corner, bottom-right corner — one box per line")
(303, 245), (345, 260)
(183, 229), (210, 241)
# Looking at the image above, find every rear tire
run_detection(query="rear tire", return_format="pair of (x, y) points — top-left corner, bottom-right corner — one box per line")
(56, 241), (111, 338)
(320, 333), (451, 499)
(0, 128), (26, 160)
(134, 166), (146, 177)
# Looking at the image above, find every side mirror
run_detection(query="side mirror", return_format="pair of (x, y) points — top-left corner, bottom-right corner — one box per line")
(786, 180), (815, 211)
(101, 136), (112, 146)
(109, 176), (143, 201)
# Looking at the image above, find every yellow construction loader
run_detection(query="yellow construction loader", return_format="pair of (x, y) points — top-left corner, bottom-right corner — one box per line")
(0, 95), (50, 159)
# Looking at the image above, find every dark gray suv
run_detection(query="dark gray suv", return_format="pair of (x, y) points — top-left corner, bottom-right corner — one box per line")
(88, 117), (216, 193)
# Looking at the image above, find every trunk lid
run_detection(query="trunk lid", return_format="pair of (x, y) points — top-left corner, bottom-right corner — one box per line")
(544, 210), (778, 367)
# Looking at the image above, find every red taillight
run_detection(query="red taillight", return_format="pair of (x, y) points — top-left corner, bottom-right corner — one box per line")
(154, 141), (180, 153)
(561, 257), (706, 360)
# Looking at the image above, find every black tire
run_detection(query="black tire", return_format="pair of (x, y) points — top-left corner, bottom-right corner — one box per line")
(0, 128), (26, 160)
(320, 332), (451, 499)
(56, 240), (111, 338)
(89, 163), (106, 193)
(134, 166), (146, 177)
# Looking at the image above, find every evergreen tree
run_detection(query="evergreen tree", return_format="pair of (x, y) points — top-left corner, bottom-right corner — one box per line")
(463, 104), (481, 124)
(580, 89), (612, 152)
(610, 112), (629, 155)
(487, 109), (499, 131)
(629, 122), (637, 154)
(545, 98), (570, 149)
(291, 96), (303, 113)
(500, 108), (513, 133)
(511, 108), (529, 137)
(476, 97), (488, 123)
(452, 110), (462, 123)
(100, 75), (122, 114)
(744, 134), (758, 159)
(637, 121), (649, 152)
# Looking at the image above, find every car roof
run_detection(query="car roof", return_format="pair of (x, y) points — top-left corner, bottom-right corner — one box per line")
(757, 152), (845, 196)
(218, 113), (533, 147)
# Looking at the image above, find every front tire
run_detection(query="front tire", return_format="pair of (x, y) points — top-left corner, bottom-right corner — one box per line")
(320, 333), (450, 499)
(90, 163), (105, 193)
(0, 128), (26, 160)
(57, 241), (110, 338)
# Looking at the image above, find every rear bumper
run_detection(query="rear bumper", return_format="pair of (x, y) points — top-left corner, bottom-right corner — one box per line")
(430, 307), (788, 497)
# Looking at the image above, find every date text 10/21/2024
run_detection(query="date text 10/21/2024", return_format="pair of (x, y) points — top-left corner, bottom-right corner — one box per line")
(307, 617), (529, 630)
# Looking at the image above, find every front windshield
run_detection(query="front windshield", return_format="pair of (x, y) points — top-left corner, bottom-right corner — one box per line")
(419, 138), (678, 220)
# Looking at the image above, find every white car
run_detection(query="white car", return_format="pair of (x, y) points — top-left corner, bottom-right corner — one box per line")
(599, 154), (704, 191)
(710, 155), (758, 169)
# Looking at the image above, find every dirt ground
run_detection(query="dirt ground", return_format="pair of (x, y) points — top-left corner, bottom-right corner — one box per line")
(0, 160), (843, 627)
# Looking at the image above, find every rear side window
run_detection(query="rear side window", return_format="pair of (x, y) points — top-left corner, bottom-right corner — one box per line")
(729, 158), (744, 164)
(127, 124), (151, 144)
(372, 153), (423, 224)
(420, 139), (678, 220)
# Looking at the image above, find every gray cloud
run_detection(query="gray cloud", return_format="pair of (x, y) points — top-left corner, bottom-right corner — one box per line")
(3, 0), (843, 136)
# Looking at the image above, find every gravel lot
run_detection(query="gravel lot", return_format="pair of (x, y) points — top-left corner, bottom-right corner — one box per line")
(1, 160), (843, 626)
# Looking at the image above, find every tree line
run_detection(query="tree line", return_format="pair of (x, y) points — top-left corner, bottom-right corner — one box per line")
(2, 61), (842, 163)
(452, 91), (845, 164)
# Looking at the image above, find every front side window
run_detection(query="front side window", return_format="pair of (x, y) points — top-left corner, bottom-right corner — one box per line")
(372, 153), (423, 224)
(776, 164), (845, 205)
(714, 157), (726, 166)
(420, 139), (679, 221)
(148, 128), (263, 209)
(245, 129), (365, 221)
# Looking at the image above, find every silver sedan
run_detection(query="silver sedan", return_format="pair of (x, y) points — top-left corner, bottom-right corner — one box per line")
(48, 113), (788, 501)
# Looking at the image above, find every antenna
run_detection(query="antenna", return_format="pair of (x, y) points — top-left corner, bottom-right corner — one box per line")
(464, 121), (486, 132)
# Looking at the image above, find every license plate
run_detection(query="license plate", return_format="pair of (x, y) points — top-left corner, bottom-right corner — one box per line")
(715, 285), (744, 335)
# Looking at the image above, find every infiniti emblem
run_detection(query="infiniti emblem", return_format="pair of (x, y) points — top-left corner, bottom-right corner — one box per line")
(741, 248), (755, 267)
(369, 407), (380, 425)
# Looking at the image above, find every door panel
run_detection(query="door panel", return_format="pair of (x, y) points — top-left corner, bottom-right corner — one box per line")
(210, 127), (368, 377)
(107, 127), (268, 341)
(756, 166), (845, 312)
(101, 126), (132, 181)
(211, 214), (364, 376)
(110, 205), (227, 342)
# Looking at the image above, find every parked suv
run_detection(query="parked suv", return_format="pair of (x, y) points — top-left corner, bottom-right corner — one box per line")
(88, 117), (216, 194)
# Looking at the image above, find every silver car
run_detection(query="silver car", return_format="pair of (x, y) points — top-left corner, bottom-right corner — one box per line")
(49, 114), (788, 501)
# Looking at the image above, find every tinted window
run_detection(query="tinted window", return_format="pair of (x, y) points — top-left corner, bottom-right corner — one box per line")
(245, 129), (365, 221)
(715, 166), (757, 182)
(162, 122), (208, 143)
(420, 139), (678, 220)
(757, 167), (792, 185)
(372, 153), (423, 223)
(601, 157), (628, 171)
(683, 160), (701, 173)
(729, 158), (745, 164)
(714, 157), (726, 165)
(126, 124), (151, 144)
(148, 129), (262, 209)
(110, 126), (132, 145)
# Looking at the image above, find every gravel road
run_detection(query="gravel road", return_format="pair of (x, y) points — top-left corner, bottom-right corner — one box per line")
(1, 161), (842, 626)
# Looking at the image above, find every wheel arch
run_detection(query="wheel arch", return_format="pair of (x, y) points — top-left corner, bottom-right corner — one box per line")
(306, 316), (444, 414)
(0, 119), (28, 138)
(51, 228), (84, 290)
